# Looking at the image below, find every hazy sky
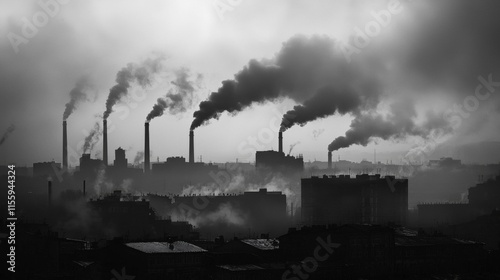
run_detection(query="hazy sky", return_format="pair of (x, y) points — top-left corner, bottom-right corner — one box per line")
(1, 0), (499, 166)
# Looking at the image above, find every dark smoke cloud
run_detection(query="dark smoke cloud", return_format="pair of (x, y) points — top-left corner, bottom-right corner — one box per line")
(82, 122), (101, 153)
(103, 55), (165, 119)
(146, 68), (202, 121)
(328, 98), (453, 152)
(63, 77), (91, 120)
(325, 0), (500, 152)
(0, 124), (15, 146)
(190, 35), (382, 130)
(280, 85), (363, 132)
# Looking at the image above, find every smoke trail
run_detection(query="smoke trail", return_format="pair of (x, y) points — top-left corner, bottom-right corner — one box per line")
(133, 151), (144, 165)
(328, 99), (453, 152)
(103, 55), (165, 119)
(0, 125), (15, 146)
(82, 122), (101, 153)
(190, 35), (382, 130)
(146, 68), (202, 121)
(288, 141), (300, 155)
(133, 150), (153, 165)
(63, 77), (90, 120)
(280, 85), (366, 132)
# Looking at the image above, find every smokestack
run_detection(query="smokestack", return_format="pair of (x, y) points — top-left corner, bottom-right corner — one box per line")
(189, 130), (194, 163)
(328, 151), (332, 169)
(279, 131), (283, 154)
(83, 180), (86, 198)
(63, 121), (68, 170)
(103, 119), (108, 165)
(48, 180), (52, 209)
(145, 122), (150, 173)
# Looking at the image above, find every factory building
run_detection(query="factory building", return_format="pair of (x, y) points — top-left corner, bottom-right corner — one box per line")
(301, 174), (408, 226)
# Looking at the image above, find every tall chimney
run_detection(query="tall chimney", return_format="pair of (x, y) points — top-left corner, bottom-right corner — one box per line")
(103, 119), (108, 165)
(83, 180), (86, 198)
(48, 180), (52, 209)
(328, 151), (332, 169)
(278, 131), (283, 154)
(144, 122), (150, 173)
(63, 121), (68, 170)
(189, 130), (194, 163)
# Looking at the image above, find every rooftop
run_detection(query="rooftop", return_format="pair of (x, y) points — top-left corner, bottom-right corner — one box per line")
(125, 241), (207, 254)
(240, 239), (279, 250)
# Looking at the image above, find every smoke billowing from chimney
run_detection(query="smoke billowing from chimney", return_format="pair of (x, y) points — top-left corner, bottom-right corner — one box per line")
(146, 68), (202, 122)
(328, 98), (453, 152)
(63, 77), (90, 120)
(103, 55), (165, 120)
(190, 35), (381, 130)
(288, 141), (300, 155)
(0, 124), (15, 146)
(280, 85), (365, 132)
(82, 122), (101, 153)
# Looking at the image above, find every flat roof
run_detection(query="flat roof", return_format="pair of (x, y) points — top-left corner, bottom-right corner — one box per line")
(125, 241), (207, 254)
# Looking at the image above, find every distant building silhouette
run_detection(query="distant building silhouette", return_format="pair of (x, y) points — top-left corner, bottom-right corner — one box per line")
(113, 147), (127, 169)
(255, 150), (304, 174)
(301, 174), (408, 225)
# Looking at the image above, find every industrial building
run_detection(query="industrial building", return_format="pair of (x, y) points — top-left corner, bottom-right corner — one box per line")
(301, 174), (408, 226)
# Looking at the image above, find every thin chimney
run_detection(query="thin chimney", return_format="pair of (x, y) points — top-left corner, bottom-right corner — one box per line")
(63, 121), (68, 170)
(103, 119), (108, 165)
(189, 130), (194, 163)
(145, 122), (150, 173)
(278, 131), (283, 154)
(328, 151), (332, 169)
(83, 180), (86, 198)
(48, 180), (52, 209)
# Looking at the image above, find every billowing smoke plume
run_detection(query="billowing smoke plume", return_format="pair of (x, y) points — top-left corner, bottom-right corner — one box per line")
(328, 98), (453, 152)
(146, 68), (202, 121)
(133, 150), (152, 165)
(326, 0), (500, 152)
(63, 77), (90, 120)
(82, 122), (101, 153)
(103, 55), (165, 119)
(0, 124), (15, 146)
(190, 35), (382, 130)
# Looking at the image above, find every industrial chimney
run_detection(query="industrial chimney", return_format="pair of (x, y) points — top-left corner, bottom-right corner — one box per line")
(328, 151), (332, 169)
(48, 179), (52, 209)
(103, 119), (108, 166)
(63, 120), (68, 170)
(189, 130), (194, 163)
(144, 122), (150, 173)
(278, 131), (283, 154)
(83, 180), (86, 198)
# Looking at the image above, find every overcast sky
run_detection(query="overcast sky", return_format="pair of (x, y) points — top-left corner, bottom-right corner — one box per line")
(1, 0), (499, 166)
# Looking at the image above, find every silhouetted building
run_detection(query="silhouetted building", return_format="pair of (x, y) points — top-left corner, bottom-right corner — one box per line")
(148, 188), (288, 238)
(33, 161), (61, 179)
(417, 203), (473, 226)
(113, 147), (127, 169)
(89, 190), (194, 240)
(429, 157), (462, 168)
(468, 175), (500, 215)
(79, 154), (104, 181)
(111, 241), (207, 280)
(301, 174), (408, 225)
(255, 150), (304, 174)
